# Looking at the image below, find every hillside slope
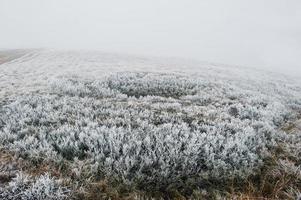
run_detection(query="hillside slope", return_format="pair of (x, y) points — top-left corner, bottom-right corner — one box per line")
(0, 50), (300, 199)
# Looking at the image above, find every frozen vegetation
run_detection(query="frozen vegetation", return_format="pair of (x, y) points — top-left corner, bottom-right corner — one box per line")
(0, 50), (300, 199)
(0, 172), (69, 200)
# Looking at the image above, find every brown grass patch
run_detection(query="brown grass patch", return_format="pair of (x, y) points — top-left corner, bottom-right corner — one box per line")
(0, 49), (28, 64)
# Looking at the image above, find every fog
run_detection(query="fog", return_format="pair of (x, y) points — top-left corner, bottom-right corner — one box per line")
(1, 0), (300, 75)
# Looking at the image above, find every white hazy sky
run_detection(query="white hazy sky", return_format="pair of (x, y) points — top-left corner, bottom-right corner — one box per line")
(0, 0), (300, 74)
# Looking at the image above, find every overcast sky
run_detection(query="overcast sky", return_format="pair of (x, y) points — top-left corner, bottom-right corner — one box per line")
(0, 0), (300, 74)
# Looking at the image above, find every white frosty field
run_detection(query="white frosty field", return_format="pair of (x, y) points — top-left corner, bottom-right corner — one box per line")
(0, 49), (300, 199)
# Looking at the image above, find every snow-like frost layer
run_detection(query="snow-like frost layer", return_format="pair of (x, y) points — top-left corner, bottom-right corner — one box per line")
(0, 172), (69, 200)
(1, 72), (300, 187)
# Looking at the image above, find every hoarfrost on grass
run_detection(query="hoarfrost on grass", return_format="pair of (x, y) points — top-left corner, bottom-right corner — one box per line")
(0, 172), (69, 200)
(1, 72), (300, 189)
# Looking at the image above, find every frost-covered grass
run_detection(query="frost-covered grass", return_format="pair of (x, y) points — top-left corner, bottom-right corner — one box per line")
(1, 70), (301, 199)
(0, 50), (301, 199)
(0, 172), (69, 200)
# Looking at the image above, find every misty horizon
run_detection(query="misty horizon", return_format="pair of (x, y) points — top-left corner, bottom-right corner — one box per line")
(1, 0), (301, 75)
(1, 1), (301, 199)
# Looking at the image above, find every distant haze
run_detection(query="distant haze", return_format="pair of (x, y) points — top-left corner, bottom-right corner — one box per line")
(0, 0), (300, 75)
